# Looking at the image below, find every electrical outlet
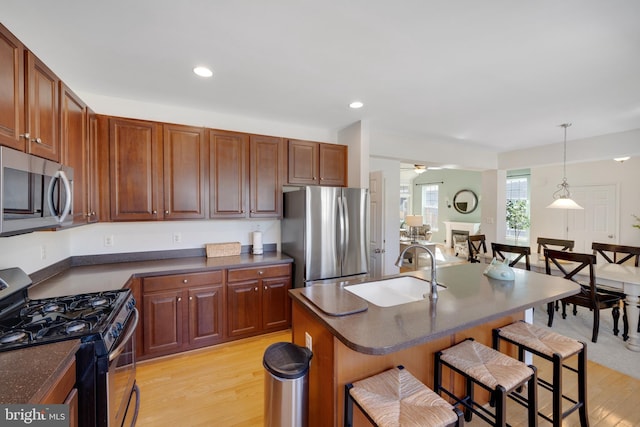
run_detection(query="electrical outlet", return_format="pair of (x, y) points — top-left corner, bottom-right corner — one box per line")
(40, 245), (47, 260)
(104, 235), (114, 247)
(305, 332), (312, 352)
(173, 233), (182, 244)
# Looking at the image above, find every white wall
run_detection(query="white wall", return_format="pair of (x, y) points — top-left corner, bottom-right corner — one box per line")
(338, 120), (370, 188)
(529, 156), (640, 248)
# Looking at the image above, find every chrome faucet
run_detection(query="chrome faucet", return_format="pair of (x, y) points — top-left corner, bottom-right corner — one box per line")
(395, 244), (439, 301)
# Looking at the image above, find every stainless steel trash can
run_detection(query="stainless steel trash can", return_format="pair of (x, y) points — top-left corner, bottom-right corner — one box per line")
(263, 342), (313, 427)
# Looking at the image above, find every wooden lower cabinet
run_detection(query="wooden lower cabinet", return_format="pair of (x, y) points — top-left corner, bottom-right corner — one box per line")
(141, 271), (225, 358)
(40, 357), (78, 427)
(227, 264), (292, 339)
(139, 263), (292, 359)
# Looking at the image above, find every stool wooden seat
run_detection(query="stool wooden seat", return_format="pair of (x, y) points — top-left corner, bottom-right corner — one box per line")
(493, 320), (589, 426)
(344, 365), (463, 427)
(434, 339), (538, 427)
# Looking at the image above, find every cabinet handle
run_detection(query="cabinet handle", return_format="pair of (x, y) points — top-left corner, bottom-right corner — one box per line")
(189, 296), (193, 301)
(31, 137), (43, 145)
(183, 279), (188, 284)
(258, 270), (264, 276)
(264, 286), (267, 290)
(165, 210), (169, 215)
(177, 297), (182, 302)
(19, 133), (30, 140)
(152, 210), (157, 214)
(254, 287), (258, 292)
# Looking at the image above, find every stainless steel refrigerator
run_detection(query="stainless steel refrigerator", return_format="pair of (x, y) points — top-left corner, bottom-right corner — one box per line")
(282, 186), (369, 288)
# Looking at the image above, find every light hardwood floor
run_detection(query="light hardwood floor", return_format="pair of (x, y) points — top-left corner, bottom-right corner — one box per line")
(135, 330), (640, 426)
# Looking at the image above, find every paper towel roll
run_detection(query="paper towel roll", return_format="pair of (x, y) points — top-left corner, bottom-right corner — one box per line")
(252, 231), (263, 255)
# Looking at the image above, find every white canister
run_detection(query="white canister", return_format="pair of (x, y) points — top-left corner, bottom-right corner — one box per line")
(252, 231), (263, 255)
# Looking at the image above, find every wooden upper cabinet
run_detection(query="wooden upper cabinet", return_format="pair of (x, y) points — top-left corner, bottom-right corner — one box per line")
(60, 83), (88, 224)
(109, 117), (162, 221)
(0, 24), (25, 151)
(163, 124), (207, 219)
(318, 143), (347, 187)
(209, 129), (249, 218)
(287, 139), (347, 187)
(86, 109), (99, 223)
(287, 139), (318, 185)
(250, 135), (283, 218)
(25, 51), (60, 161)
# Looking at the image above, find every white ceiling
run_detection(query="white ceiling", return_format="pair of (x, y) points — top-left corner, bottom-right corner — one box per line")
(2, 0), (640, 152)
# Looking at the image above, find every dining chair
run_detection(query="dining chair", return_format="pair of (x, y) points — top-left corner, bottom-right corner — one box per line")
(544, 248), (628, 343)
(467, 234), (487, 263)
(536, 237), (574, 256)
(491, 243), (531, 270)
(591, 242), (640, 267)
(592, 242), (640, 340)
(538, 238), (575, 311)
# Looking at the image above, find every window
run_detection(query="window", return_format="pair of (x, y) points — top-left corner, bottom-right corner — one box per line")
(506, 173), (530, 243)
(421, 184), (439, 229)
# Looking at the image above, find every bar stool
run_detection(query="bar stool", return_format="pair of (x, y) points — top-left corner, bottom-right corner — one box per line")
(434, 339), (538, 427)
(493, 320), (588, 427)
(344, 365), (463, 427)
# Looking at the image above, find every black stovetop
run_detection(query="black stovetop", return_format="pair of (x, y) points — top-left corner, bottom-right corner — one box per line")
(0, 267), (134, 354)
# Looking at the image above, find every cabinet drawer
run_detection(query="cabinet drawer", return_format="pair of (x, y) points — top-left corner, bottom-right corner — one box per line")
(227, 264), (291, 282)
(144, 270), (223, 292)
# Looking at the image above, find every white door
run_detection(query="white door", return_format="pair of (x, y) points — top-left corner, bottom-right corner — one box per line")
(567, 185), (617, 252)
(369, 171), (385, 279)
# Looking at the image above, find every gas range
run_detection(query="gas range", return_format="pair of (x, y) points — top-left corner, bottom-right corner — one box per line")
(0, 288), (135, 355)
(0, 267), (140, 426)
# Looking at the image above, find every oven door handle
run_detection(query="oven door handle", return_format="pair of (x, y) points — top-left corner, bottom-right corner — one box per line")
(109, 308), (139, 363)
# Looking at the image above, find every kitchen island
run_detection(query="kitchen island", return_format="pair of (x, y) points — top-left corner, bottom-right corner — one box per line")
(288, 263), (581, 427)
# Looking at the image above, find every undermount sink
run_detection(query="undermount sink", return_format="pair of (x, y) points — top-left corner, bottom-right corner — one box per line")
(345, 276), (446, 307)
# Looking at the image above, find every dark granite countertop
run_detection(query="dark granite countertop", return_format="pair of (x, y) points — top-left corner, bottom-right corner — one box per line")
(0, 340), (80, 404)
(289, 263), (581, 355)
(29, 252), (293, 299)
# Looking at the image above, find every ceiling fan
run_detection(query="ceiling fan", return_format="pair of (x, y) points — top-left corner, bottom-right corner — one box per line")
(401, 164), (427, 174)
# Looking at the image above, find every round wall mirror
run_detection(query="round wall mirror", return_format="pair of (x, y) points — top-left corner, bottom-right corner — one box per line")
(453, 189), (478, 214)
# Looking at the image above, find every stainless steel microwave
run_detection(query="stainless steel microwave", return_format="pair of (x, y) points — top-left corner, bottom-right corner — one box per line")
(0, 147), (73, 237)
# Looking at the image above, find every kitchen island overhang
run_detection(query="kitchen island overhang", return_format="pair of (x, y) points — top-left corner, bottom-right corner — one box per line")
(288, 263), (582, 427)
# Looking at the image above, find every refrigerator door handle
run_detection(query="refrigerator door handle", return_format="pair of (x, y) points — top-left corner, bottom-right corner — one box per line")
(337, 195), (346, 265)
(341, 195), (350, 266)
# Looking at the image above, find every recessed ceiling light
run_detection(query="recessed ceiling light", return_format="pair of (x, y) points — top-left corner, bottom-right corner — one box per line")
(614, 156), (630, 163)
(193, 66), (213, 77)
(349, 101), (364, 109)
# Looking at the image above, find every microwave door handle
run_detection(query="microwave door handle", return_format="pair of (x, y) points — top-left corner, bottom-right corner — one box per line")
(108, 308), (139, 362)
(47, 170), (72, 222)
(57, 170), (72, 223)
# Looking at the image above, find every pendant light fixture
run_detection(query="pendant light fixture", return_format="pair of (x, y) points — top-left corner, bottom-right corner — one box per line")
(547, 123), (583, 209)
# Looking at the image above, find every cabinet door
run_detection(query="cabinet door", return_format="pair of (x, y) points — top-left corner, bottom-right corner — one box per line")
(262, 276), (291, 331)
(188, 284), (225, 347)
(163, 124), (207, 219)
(143, 289), (184, 356)
(319, 143), (347, 187)
(0, 24), (25, 151)
(287, 139), (318, 185)
(109, 117), (162, 221)
(60, 83), (87, 224)
(86, 109), (99, 222)
(25, 51), (59, 161)
(227, 280), (261, 338)
(250, 135), (283, 218)
(209, 129), (248, 218)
